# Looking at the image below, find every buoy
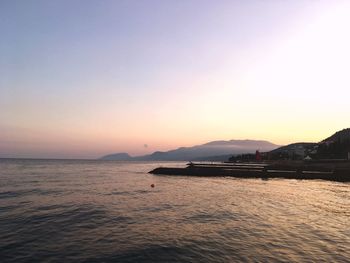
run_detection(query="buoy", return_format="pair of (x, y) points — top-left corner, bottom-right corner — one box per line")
(151, 184), (155, 188)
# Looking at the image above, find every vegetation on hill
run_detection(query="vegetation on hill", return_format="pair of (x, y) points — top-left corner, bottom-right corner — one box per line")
(229, 128), (350, 162)
(316, 128), (350, 159)
(267, 129), (350, 161)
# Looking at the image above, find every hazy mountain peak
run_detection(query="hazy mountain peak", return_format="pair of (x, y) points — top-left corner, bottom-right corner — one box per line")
(100, 152), (132, 161)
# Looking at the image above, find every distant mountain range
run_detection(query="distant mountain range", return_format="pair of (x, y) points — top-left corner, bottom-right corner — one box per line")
(100, 140), (279, 161)
(101, 129), (350, 161)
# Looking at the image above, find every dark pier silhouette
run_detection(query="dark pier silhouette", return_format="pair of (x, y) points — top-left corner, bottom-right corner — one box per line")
(149, 161), (350, 182)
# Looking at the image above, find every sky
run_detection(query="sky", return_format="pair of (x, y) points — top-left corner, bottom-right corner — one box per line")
(1, 0), (350, 159)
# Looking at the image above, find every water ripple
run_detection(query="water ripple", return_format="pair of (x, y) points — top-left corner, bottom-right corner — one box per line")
(0, 159), (349, 263)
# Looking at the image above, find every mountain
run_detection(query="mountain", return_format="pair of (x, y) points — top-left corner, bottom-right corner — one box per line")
(100, 152), (132, 161)
(100, 140), (279, 161)
(317, 128), (350, 159)
(269, 142), (317, 154)
(101, 129), (350, 161)
(322, 128), (350, 143)
(268, 128), (350, 160)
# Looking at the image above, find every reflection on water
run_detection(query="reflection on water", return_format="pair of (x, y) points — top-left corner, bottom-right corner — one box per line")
(0, 159), (349, 262)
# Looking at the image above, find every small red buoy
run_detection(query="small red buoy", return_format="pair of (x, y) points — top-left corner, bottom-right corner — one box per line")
(151, 184), (155, 188)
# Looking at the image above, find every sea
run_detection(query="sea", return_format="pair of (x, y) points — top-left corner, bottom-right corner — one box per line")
(0, 159), (349, 263)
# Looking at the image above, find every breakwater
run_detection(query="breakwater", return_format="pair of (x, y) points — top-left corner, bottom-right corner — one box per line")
(149, 161), (350, 182)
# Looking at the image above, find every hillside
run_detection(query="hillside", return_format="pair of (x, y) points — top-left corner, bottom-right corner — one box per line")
(268, 128), (350, 160)
(269, 143), (317, 154)
(322, 128), (350, 143)
(317, 128), (350, 159)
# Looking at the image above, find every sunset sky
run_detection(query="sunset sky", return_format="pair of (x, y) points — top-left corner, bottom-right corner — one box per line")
(1, 0), (350, 158)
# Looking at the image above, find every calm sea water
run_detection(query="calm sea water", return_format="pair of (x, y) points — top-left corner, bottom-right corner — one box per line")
(0, 159), (349, 262)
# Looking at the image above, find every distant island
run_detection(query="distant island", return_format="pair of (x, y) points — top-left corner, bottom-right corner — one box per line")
(100, 140), (279, 161)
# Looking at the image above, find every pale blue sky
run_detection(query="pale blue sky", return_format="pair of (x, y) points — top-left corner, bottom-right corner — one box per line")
(1, 0), (349, 158)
